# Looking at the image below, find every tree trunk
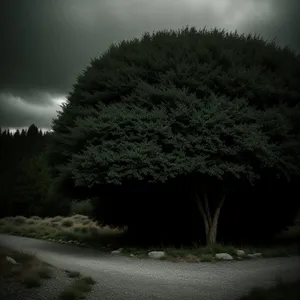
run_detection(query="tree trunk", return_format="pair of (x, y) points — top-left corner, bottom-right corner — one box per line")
(194, 190), (226, 246)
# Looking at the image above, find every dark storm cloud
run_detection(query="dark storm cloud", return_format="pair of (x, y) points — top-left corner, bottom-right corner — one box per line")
(0, 0), (299, 129)
(240, 0), (300, 53)
(0, 92), (65, 129)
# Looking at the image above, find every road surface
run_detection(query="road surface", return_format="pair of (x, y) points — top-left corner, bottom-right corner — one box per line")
(0, 234), (299, 300)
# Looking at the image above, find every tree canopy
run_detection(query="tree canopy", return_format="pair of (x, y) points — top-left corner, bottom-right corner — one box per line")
(48, 26), (300, 245)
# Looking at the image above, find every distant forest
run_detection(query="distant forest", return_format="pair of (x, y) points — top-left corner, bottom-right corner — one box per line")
(0, 125), (54, 218)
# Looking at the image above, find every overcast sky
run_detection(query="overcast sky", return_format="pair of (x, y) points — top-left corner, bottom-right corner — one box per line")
(0, 0), (299, 131)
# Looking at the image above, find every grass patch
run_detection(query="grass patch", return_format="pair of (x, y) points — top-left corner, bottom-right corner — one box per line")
(62, 219), (74, 227)
(59, 276), (96, 300)
(37, 265), (53, 279)
(239, 277), (300, 300)
(13, 216), (27, 225)
(0, 215), (124, 248)
(21, 273), (42, 288)
(66, 270), (81, 278)
(0, 246), (52, 288)
(199, 254), (215, 262)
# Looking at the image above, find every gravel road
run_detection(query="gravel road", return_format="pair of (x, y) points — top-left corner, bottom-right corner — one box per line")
(0, 234), (299, 300)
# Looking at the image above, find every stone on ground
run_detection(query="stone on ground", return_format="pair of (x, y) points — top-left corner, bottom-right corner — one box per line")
(235, 249), (246, 257)
(148, 251), (165, 259)
(6, 256), (18, 264)
(215, 253), (234, 260)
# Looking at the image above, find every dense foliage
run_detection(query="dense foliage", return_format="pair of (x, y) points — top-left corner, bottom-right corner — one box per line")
(46, 27), (300, 245)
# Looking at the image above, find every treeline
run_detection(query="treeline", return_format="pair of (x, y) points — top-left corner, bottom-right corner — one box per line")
(0, 125), (54, 217)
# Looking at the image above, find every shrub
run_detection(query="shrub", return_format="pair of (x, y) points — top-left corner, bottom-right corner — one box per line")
(50, 222), (60, 228)
(27, 219), (36, 225)
(13, 216), (27, 225)
(72, 225), (88, 235)
(58, 230), (81, 241)
(62, 219), (74, 227)
(51, 216), (63, 222)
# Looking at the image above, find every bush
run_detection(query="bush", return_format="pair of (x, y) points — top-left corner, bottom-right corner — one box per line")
(27, 219), (36, 225)
(13, 216), (27, 225)
(51, 216), (63, 222)
(61, 219), (74, 227)
(70, 200), (94, 217)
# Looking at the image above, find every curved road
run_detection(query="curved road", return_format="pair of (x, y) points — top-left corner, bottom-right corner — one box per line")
(0, 234), (299, 300)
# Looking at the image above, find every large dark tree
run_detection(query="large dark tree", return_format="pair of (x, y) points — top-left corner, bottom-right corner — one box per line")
(48, 27), (300, 245)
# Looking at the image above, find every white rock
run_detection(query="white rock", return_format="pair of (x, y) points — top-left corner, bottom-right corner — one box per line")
(111, 250), (121, 255)
(235, 249), (246, 257)
(6, 256), (18, 264)
(148, 251), (165, 259)
(215, 253), (234, 260)
(130, 254), (135, 257)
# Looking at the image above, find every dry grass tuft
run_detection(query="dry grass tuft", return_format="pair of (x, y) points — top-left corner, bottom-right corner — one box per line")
(59, 276), (96, 300)
(0, 215), (125, 248)
(0, 246), (52, 288)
